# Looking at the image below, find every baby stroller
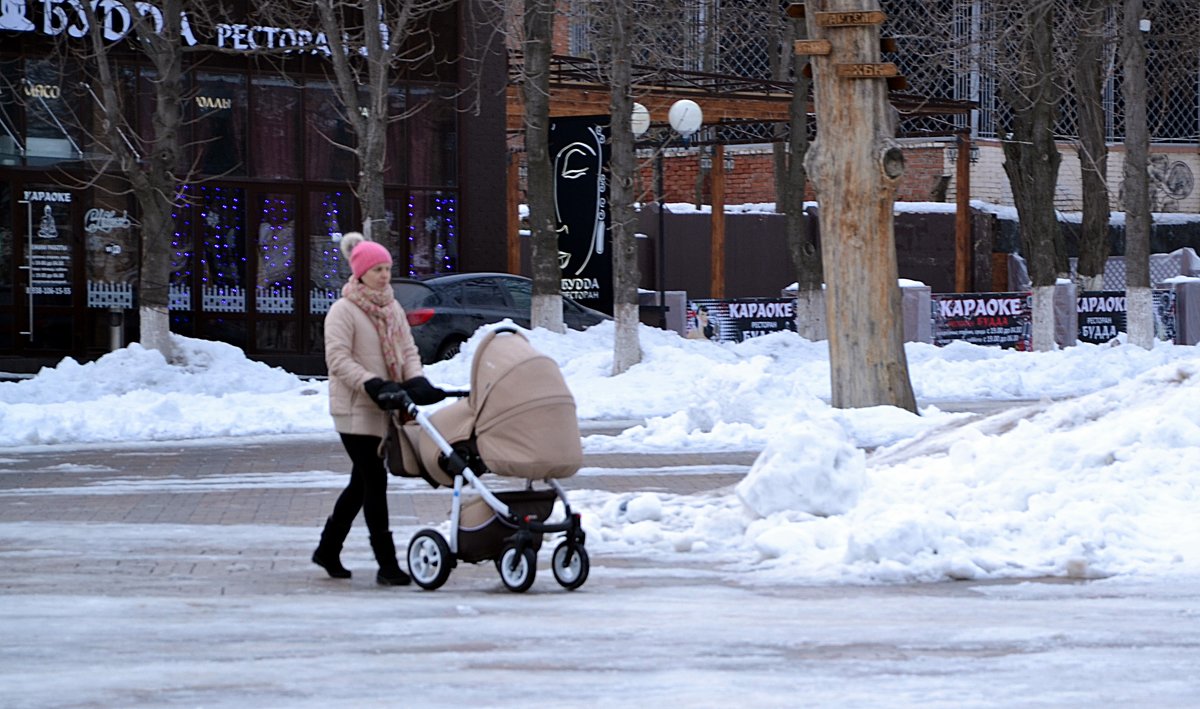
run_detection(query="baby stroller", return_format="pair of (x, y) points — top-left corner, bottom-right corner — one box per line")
(382, 326), (589, 593)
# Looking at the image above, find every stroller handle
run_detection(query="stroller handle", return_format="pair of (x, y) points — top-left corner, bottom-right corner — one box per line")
(376, 388), (468, 410)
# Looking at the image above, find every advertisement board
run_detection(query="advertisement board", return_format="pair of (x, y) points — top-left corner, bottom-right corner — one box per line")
(549, 116), (612, 313)
(685, 298), (797, 343)
(932, 292), (1032, 350)
(1077, 290), (1177, 344)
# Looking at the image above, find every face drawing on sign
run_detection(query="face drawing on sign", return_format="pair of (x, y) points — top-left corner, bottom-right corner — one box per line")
(0, 0), (35, 32)
(553, 128), (605, 276)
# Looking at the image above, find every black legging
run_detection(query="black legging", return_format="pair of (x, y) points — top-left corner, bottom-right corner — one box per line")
(327, 433), (391, 540)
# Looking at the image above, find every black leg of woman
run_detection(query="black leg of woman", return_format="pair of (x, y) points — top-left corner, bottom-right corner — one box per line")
(312, 433), (376, 579)
(331, 433), (389, 534)
(338, 433), (408, 585)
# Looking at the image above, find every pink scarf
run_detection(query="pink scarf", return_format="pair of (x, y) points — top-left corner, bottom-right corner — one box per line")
(342, 280), (403, 381)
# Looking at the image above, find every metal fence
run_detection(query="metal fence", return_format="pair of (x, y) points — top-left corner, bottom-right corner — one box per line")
(569, 0), (1200, 145)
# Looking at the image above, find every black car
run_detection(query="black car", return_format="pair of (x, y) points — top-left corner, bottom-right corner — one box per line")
(393, 273), (611, 363)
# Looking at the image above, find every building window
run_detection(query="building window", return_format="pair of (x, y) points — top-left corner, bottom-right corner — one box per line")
(0, 182), (11, 310)
(20, 59), (82, 166)
(408, 86), (457, 188)
(193, 72), (247, 176)
(305, 82), (355, 183)
(406, 190), (457, 276)
(251, 76), (301, 179)
(309, 189), (354, 310)
(385, 86), (407, 185)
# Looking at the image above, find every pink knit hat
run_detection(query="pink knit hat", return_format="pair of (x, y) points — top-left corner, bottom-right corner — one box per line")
(341, 232), (392, 280)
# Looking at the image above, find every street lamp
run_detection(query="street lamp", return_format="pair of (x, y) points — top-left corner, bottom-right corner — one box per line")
(656, 99), (703, 330)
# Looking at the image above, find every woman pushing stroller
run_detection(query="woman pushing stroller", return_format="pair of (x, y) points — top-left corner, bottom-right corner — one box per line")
(312, 231), (448, 586)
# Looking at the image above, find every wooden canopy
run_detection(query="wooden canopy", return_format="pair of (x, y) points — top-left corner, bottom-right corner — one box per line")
(505, 54), (975, 136)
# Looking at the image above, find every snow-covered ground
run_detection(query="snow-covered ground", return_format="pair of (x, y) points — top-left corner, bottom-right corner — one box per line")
(3, 323), (1200, 707)
(2, 322), (1199, 585)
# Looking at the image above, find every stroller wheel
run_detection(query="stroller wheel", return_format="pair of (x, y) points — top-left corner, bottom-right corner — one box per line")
(551, 542), (590, 590)
(407, 529), (453, 591)
(497, 545), (537, 593)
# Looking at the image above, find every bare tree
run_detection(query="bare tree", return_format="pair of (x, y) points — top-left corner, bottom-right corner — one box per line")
(520, 0), (566, 333)
(1120, 0), (1153, 348)
(74, 0), (196, 356)
(996, 0), (1065, 352)
(776, 10), (821, 341)
(803, 0), (916, 411)
(606, 0), (640, 374)
(1071, 0), (1114, 292)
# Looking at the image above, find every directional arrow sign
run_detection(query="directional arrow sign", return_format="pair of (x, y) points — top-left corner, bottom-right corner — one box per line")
(793, 39), (832, 55)
(814, 10), (886, 27)
(835, 63), (900, 78)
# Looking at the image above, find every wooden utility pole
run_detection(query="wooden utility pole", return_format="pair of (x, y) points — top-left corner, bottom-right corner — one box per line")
(797, 0), (916, 412)
(711, 144), (727, 298)
(955, 130), (972, 292)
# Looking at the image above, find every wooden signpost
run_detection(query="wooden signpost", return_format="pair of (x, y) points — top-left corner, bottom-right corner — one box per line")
(792, 0), (917, 412)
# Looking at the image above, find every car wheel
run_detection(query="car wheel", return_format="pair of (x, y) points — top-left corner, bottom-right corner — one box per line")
(436, 336), (467, 362)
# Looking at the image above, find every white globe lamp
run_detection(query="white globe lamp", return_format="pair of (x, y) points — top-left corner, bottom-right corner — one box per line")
(667, 99), (703, 137)
(631, 103), (650, 137)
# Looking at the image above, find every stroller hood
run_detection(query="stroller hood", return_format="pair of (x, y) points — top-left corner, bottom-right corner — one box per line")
(415, 327), (582, 481)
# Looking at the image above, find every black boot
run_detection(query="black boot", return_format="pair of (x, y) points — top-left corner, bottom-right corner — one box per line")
(312, 517), (352, 579)
(371, 532), (411, 586)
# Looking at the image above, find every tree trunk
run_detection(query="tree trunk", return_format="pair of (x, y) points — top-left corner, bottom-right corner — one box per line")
(803, 0), (915, 412)
(1121, 0), (1153, 349)
(360, 0), (390, 244)
(132, 0), (185, 358)
(783, 19), (820, 341)
(1074, 0), (1112, 291)
(524, 0), (564, 333)
(609, 0), (641, 374)
(999, 0), (1063, 352)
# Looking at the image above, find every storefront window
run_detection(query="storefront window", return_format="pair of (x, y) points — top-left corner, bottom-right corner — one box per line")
(405, 190), (457, 277)
(0, 62), (20, 167)
(0, 183), (11, 307)
(197, 185), (247, 311)
(308, 190), (354, 312)
(83, 188), (136, 320)
(408, 86), (457, 188)
(255, 193), (296, 312)
(305, 82), (355, 183)
(403, 8), (459, 82)
(250, 76), (301, 179)
(24, 184), (75, 307)
(385, 86), (406, 185)
(254, 193), (298, 351)
(23, 60), (82, 167)
(170, 186), (194, 312)
(193, 72), (247, 176)
(136, 68), (156, 146)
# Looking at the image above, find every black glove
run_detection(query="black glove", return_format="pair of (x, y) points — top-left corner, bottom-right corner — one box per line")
(402, 376), (447, 406)
(364, 377), (405, 409)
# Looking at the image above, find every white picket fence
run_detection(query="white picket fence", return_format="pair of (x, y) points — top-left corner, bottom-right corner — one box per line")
(86, 281), (134, 308)
(87, 281), (342, 315)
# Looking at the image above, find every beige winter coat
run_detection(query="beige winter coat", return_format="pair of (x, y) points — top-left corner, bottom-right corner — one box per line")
(324, 296), (424, 437)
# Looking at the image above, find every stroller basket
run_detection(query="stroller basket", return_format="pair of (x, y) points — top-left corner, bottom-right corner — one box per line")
(457, 489), (557, 563)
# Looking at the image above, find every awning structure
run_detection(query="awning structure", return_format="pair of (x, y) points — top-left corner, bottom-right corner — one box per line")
(503, 53), (980, 296)
(505, 54), (976, 138)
